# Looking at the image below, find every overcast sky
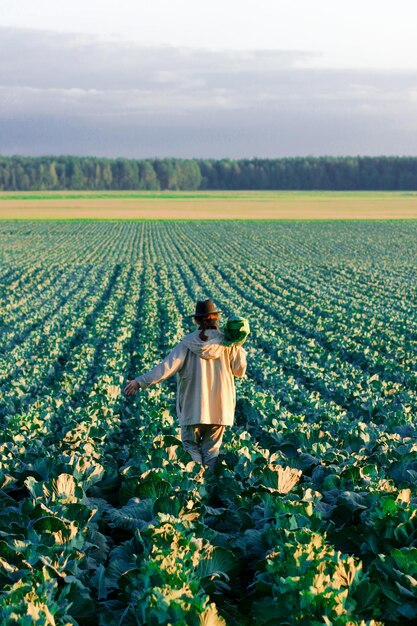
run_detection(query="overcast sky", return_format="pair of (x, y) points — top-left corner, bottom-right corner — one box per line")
(1, 0), (417, 158)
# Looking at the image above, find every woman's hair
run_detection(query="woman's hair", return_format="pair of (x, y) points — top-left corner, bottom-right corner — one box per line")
(194, 313), (220, 341)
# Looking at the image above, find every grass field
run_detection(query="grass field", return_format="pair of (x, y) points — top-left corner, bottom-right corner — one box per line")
(2, 190), (417, 219)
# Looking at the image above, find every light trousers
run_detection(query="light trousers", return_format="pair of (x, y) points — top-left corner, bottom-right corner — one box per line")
(180, 424), (226, 470)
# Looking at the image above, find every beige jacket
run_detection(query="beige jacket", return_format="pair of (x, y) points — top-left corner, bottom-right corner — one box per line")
(135, 329), (247, 426)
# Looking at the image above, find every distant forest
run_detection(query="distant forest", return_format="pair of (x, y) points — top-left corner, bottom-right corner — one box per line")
(1, 156), (417, 191)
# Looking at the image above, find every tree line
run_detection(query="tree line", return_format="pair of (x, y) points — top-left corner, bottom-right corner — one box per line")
(1, 156), (417, 191)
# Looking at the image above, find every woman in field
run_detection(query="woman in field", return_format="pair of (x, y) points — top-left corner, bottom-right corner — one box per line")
(124, 299), (247, 470)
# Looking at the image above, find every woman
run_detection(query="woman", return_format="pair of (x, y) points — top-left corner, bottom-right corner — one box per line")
(124, 299), (247, 470)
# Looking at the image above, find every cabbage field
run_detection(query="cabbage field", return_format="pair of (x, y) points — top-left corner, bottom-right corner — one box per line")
(1, 220), (417, 625)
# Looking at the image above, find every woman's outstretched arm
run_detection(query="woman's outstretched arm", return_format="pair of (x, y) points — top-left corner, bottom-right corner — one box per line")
(124, 342), (188, 395)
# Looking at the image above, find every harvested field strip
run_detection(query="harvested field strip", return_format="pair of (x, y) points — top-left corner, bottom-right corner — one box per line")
(2, 190), (417, 219)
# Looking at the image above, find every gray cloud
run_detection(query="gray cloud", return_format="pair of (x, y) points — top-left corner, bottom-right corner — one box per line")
(1, 27), (417, 157)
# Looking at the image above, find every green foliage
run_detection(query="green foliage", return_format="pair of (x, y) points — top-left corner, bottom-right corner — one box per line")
(1, 221), (417, 624)
(1, 155), (417, 190)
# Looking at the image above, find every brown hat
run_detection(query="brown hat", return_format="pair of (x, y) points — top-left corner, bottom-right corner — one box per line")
(188, 299), (221, 318)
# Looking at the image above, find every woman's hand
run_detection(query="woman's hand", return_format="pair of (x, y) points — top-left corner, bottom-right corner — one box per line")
(124, 380), (140, 396)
